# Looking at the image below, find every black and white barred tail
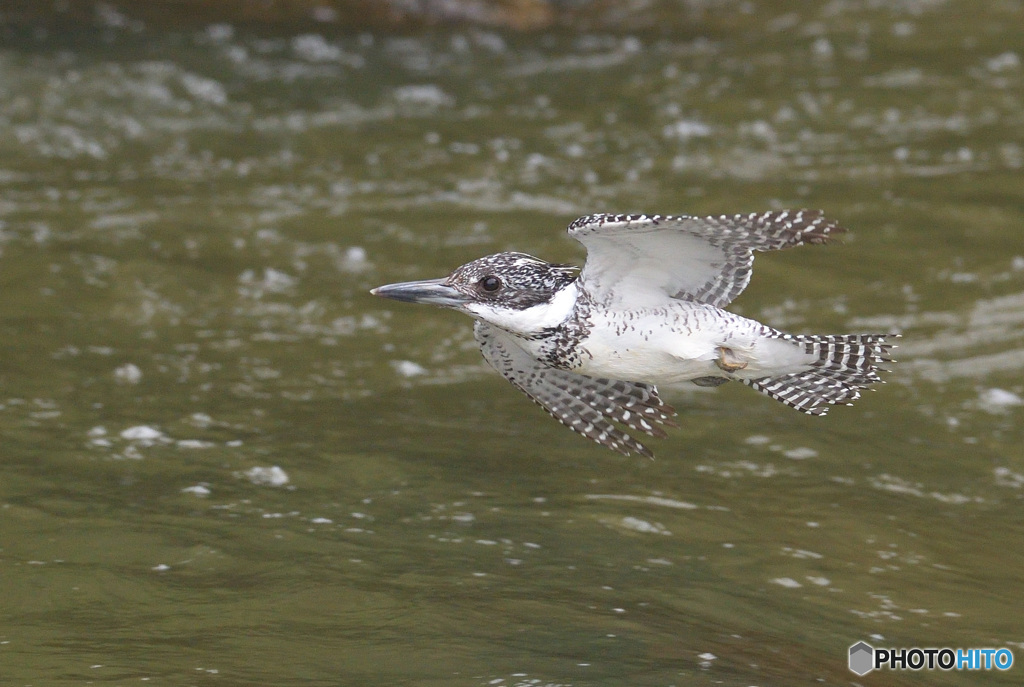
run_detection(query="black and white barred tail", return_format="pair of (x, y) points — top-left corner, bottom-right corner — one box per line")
(742, 334), (897, 415)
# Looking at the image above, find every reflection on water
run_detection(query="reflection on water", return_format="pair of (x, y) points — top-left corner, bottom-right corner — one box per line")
(1, 3), (1023, 685)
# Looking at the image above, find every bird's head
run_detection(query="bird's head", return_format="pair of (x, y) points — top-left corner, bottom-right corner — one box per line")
(371, 252), (579, 336)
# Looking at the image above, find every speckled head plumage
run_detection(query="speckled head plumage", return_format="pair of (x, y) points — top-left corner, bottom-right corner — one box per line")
(446, 252), (578, 309)
(369, 251), (578, 314)
(369, 251), (581, 339)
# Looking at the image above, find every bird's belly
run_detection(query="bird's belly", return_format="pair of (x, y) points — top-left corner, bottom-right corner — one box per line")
(573, 316), (723, 383)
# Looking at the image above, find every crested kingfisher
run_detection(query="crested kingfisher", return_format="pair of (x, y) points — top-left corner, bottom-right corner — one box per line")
(371, 211), (896, 457)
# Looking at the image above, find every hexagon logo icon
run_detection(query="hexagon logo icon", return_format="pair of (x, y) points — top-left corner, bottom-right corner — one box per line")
(849, 641), (875, 676)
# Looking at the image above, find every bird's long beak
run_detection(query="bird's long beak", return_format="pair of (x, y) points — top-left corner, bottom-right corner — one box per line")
(370, 278), (469, 308)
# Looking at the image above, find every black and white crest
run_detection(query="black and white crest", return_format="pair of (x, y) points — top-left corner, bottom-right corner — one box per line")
(447, 252), (578, 309)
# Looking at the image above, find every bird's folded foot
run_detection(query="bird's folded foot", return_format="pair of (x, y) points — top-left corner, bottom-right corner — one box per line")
(715, 346), (748, 373)
(692, 376), (730, 387)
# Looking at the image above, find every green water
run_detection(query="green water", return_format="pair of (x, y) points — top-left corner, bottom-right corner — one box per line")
(2, 4), (1024, 686)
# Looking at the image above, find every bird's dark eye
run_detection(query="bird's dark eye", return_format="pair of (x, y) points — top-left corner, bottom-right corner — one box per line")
(480, 275), (502, 292)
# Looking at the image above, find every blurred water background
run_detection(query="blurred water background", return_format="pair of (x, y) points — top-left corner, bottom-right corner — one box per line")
(1, 1), (1023, 685)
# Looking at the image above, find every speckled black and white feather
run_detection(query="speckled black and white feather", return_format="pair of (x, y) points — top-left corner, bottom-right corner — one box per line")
(449, 252), (577, 310)
(742, 334), (897, 415)
(474, 321), (677, 457)
(568, 210), (843, 307)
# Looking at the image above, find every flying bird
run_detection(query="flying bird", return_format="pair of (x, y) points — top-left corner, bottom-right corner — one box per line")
(372, 211), (895, 457)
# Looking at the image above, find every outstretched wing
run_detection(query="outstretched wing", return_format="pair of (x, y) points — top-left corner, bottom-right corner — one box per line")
(567, 210), (844, 308)
(474, 322), (677, 457)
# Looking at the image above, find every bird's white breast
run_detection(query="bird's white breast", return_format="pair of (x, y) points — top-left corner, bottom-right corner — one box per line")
(574, 302), (814, 384)
(575, 307), (720, 382)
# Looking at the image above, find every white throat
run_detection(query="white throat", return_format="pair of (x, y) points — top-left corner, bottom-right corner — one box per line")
(464, 282), (578, 336)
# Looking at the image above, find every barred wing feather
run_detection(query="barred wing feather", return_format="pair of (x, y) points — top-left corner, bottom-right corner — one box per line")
(567, 210), (844, 308)
(474, 322), (677, 457)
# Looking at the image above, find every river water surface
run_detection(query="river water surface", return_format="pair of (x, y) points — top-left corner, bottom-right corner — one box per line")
(2, 4), (1024, 686)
